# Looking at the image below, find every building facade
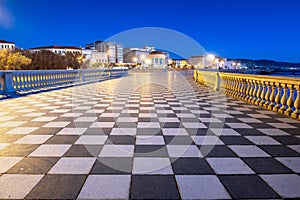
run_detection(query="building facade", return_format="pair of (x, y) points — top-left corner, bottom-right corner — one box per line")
(123, 47), (154, 64)
(0, 40), (15, 51)
(29, 45), (82, 55)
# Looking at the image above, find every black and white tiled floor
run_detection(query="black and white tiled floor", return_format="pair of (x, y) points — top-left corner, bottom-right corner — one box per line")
(0, 71), (300, 199)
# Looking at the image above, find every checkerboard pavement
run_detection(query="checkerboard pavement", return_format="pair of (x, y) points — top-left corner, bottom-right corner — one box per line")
(0, 71), (300, 199)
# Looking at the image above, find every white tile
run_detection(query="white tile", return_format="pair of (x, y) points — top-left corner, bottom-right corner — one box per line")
(288, 145), (300, 154)
(176, 113), (195, 118)
(210, 128), (240, 136)
(90, 122), (115, 128)
(75, 135), (107, 145)
(245, 136), (281, 145)
(226, 123), (253, 129)
(276, 118), (300, 123)
(268, 123), (297, 129)
(207, 158), (255, 174)
(158, 117), (180, 122)
(176, 175), (231, 199)
(229, 145), (270, 157)
(78, 175), (131, 199)
(74, 117), (97, 122)
(29, 144), (71, 157)
(0, 116), (17, 121)
(136, 136), (165, 145)
(247, 114), (271, 119)
(5, 127), (39, 135)
(0, 174), (44, 199)
(167, 145), (202, 157)
(42, 122), (70, 128)
(48, 157), (96, 174)
(0, 157), (23, 173)
(137, 122), (160, 128)
(238, 118), (263, 123)
(60, 113), (82, 117)
(0, 121), (26, 127)
(132, 157), (173, 174)
(117, 117), (138, 122)
(199, 118), (222, 123)
(162, 128), (188, 136)
(32, 116), (57, 122)
(56, 128), (87, 135)
(276, 158), (300, 173)
(182, 122), (207, 129)
(14, 135), (52, 144)
(261, 174), (300, 198)
(99, 145), (134, 157)
(258, 128), (290, 136)
(110, 128), (137, 136)
(100, 113), (120, 118)
(0, 143), (9, 151)
(192, 136), (224, 145)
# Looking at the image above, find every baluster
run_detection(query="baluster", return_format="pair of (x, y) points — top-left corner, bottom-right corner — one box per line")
(279, 84), (288, 114)
(248, 80), (254, 103)
(255, 81), (262, 105)
(245, 79), (250, 101)
(291, 85), (300, 119)
(263, 82), (270, 108)
(259, 81), (266, 106)
(284, 84), (294, 116)
(273, 83), (281, 111)
(268, 82), (276, 109)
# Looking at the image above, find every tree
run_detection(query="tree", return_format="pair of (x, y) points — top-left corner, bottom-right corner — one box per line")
(0, 49), (31, 70)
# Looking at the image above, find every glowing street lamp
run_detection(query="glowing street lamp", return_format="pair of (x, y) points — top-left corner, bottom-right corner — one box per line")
(132, 57), (138, 62)
(145, 59), (151, 65)
(140, 54), (145, 60)
(207, 54), (215, 61)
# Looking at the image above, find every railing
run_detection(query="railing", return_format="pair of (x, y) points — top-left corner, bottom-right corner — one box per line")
(0, 68), (128, 96)
(194, 70), (300, 120)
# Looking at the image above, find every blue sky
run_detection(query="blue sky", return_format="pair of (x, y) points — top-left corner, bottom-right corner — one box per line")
(1, 0), (300, 62)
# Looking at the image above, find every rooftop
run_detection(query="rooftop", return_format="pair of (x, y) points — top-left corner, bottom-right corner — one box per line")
(0, 40), (14, 44)
(29, 45), (81, 50)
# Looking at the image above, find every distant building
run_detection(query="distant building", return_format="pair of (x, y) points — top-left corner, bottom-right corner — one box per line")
(85, 41), (123, 64)
(170, 58), (188, 68)
(29, 45), (82, 55)
(0, 40), (15, 51)
(148, 51), (169, 68)
(189, 54), (225, 69)
(81, 49), (108, 67)
(123, 46), (154, 64)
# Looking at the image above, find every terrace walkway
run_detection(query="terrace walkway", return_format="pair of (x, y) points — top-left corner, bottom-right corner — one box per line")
(0, 71), (300, 199)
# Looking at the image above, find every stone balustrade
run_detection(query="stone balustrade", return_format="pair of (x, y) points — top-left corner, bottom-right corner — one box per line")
(0, 68), (128, 97)
(194, 70), (300, 120)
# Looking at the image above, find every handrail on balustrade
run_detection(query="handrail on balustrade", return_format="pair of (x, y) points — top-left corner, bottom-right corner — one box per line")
(194, 69), (300, 120)
(0, 68), (128, 97)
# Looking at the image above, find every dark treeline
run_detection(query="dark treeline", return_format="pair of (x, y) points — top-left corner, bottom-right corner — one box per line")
(19, 50), (81, 70)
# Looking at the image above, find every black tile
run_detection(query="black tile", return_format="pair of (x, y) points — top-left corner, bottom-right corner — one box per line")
(31, 127), (62, 135)
(7, 157), (59, 174)
(22, 122), (47, 127)
(234, 128), (265, 136)
(91, 157), (132, 174)
(243, 157), (293, 174)
(186, 128), (211, 136)
(246, 123), (275, 128)
(45, 135), (79, 144)
(164, 136), (194, 145)
(84, 128), (111, 135)
(272, 136), (300, 145)
(131, 175), (180, 199)
(220, 136), (252, 145)
(138, 118), (159, 122)
(219, 175), (279, 199)
(106, 135), (135, 145)
(115, 122), (137, 128)
(0, 144), (39, 156)
(66, 122), (93, 128)
(203, 145), (237, 157)
(64, 145), (101, 157)
(26, 174), (86, 199)
(171, 158), (214, 174)
(161, 122), (182, 128)
(259, 145), (300, 157)
(137, 128), (162, 135)
(0, 134), (24, 143)
(135, 145), (169, 157)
